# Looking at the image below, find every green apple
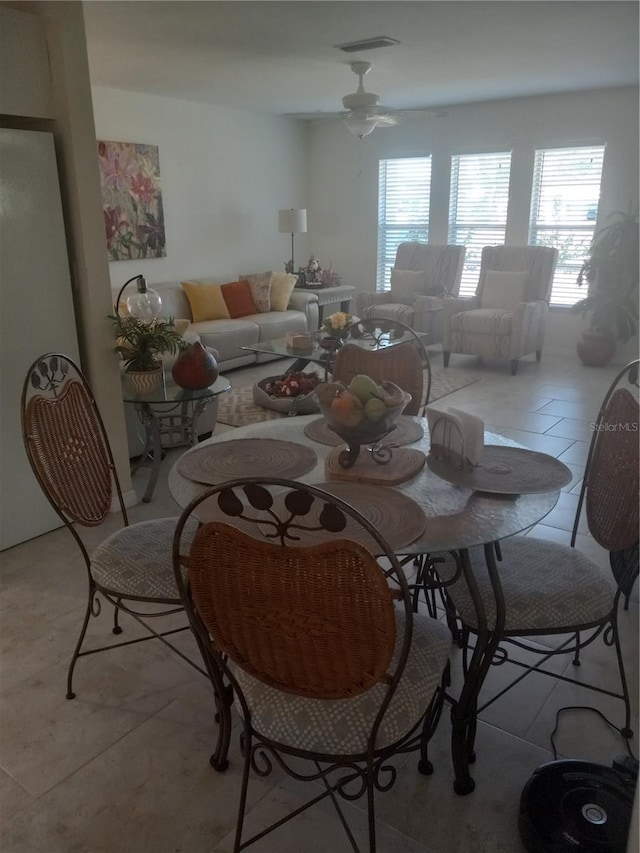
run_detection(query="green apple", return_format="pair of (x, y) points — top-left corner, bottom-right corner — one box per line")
(349, 374), (381, 404)
(364, 397), (387, 422)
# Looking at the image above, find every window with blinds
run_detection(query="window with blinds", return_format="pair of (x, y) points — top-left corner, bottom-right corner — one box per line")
(377, 157), (431, 291)
(529, 145), (605, 306)
(448, 152), (512, 296)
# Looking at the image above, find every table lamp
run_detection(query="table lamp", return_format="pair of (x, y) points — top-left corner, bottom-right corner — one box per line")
(278, 208), (307, 275)
(114, 274), (162, 321)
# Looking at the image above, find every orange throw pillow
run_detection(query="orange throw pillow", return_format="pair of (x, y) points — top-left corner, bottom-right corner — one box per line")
(220, 280), (258, 318)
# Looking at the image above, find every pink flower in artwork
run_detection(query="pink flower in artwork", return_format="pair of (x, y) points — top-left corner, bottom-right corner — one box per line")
(129, 172), (156, 207)
(100, 145), (138, 194)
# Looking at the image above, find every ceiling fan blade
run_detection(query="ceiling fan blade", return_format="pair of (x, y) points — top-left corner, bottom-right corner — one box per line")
(284, 111), (348, 122)
(388, 107), (450, 119)
(370, 113), (398, 127)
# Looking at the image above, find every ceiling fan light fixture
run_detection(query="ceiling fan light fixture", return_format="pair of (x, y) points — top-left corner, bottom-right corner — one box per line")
(343, 114), (378, 139)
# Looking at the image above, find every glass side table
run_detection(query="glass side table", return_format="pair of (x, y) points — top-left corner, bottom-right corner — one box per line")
(122, 372), (231, 502)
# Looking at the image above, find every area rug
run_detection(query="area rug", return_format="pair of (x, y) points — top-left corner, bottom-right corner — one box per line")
(216, 371), (481, 428)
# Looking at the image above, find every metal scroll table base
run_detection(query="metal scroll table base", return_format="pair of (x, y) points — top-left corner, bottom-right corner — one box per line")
(131, 397), (218, 503)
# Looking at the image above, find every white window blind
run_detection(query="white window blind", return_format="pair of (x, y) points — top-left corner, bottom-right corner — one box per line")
(377, 157), (431, 291)
(529, 145), (605, 306)
(448, 152), (512, 296)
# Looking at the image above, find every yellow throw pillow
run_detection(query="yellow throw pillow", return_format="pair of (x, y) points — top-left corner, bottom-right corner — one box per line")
(270, 273), (297, 312)
(181, 281), (230, 322)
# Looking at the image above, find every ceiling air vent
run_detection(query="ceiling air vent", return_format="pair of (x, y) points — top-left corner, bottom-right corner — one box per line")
(335, 36), (400, 53)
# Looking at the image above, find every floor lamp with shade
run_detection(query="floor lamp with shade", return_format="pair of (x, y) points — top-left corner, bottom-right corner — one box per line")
(278, 208), (307, 282)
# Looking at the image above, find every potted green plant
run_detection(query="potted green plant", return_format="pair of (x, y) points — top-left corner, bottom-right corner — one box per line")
(111, 314), (185, 393)
(572, 209), (639, 366)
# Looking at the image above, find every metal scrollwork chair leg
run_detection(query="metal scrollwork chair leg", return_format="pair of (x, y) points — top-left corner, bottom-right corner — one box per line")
(112, 597), (123, 635)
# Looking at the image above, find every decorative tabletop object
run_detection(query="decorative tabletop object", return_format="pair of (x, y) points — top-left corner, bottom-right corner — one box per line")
(314, 375), (411, 468)
(299, 255), (342, 288)
(254, 371), (321, 415)
(111, 313), (184, 394)
(304, 413), (424, 447)
(171, 341), (219, 390)
(322, 310), (353, 341)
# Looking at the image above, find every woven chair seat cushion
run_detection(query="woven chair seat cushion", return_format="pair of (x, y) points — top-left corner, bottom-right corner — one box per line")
(230, 610), (451, 755)
(91, 517), (196, 600)
(446, 536), (613, 633)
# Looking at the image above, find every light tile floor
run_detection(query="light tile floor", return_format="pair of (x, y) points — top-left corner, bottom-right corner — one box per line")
(1, 353), (638, 853)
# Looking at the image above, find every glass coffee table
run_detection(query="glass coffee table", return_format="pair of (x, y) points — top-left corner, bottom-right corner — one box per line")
(241, 323), (429, 380)
(122, 372), (231, 502)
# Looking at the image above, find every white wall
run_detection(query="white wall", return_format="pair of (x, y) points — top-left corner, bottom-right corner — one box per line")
(306, 86), (639, 360)
(0, 4), (134, 506)
(91, 87), (310, 289)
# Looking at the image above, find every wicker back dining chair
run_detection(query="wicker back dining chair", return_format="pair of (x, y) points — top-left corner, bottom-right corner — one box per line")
(333, 318), (433, 415)
(20, 353), (203, 701)
(172, 478), (452, 853)
(440, 360), (639, 763)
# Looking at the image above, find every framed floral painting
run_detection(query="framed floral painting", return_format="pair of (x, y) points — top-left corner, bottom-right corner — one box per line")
(98, 140), (166, 261)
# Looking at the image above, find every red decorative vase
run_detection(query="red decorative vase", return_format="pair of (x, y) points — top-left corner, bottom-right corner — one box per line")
(171, 342), (219, 389)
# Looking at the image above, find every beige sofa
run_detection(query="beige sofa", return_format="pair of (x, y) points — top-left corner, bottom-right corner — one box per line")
(111, 278), (320, 372)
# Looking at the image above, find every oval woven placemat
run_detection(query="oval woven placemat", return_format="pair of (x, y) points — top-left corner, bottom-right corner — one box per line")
(177, 438), (317, 485)
(259, 481), (426, 551)
(304, 415), (424, 447)
(426, 445), (572, 494)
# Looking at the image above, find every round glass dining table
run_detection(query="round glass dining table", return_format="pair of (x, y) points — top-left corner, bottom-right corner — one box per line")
(168, 413), (564, 795)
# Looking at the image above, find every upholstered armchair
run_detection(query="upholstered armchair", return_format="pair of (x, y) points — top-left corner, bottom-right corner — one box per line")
(442, 245), (559, 375)
(357, 243), (465, 345)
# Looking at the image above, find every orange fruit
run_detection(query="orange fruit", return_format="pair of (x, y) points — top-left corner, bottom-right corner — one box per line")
(330, 390), (364, 427)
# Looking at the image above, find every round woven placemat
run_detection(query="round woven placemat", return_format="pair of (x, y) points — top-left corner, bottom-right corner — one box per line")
(426, 445), (572, 495)
(259, 482), (426, 551)
(177, 438), (317, 485)
(304, 415), (424, 447)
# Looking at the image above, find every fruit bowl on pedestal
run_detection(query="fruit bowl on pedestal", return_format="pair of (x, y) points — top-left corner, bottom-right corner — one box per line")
(313, 377), (411, 468)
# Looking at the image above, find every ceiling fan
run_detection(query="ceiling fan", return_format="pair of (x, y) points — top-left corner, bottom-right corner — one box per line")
(336, 61), (446, 139)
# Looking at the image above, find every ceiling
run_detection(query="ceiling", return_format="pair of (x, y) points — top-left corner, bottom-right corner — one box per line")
(82, 1), (639, 116)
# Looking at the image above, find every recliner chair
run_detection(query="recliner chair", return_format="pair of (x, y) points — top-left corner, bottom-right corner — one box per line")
(357, 243), (465, 345)
(442, 245), (558, 375)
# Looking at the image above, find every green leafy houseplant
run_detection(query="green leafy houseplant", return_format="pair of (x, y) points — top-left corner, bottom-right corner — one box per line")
(573, 209), (639, 345)
(110, 314), (185, 371)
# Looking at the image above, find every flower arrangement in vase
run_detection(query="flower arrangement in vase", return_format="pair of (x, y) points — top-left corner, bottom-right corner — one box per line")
(323, 311), (353, 339)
